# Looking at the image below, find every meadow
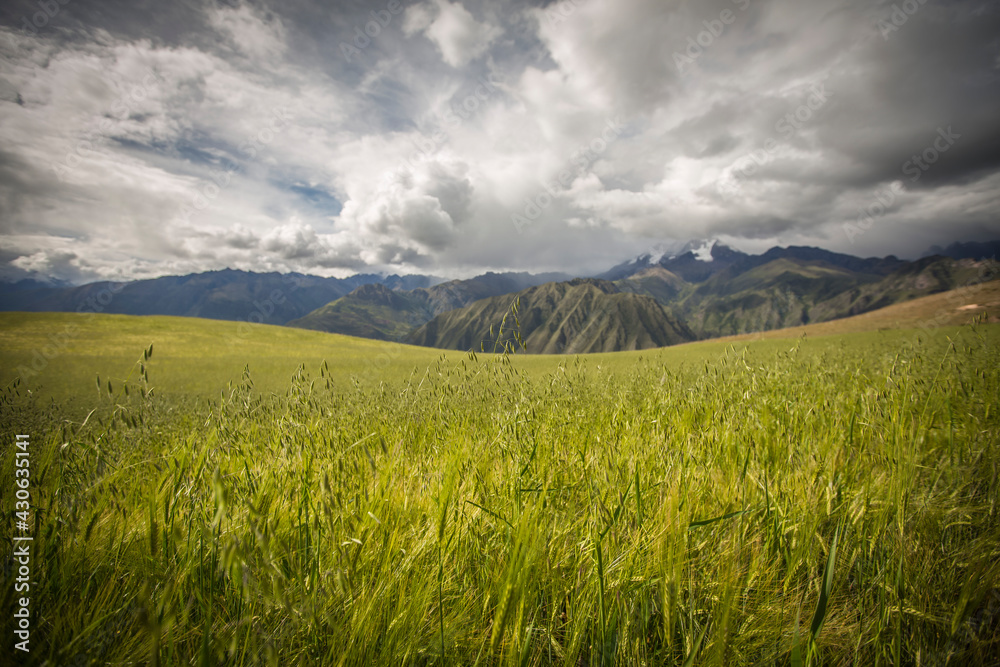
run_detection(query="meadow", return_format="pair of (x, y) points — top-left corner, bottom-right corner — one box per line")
(1, 312), (998, 665)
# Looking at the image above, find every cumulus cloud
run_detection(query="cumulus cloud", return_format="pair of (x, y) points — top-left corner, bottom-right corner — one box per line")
(208, 4), (287, 62)
(10, 249), (85, 284)
(404, 0), (502, 67)
(331, 144), (475, 264)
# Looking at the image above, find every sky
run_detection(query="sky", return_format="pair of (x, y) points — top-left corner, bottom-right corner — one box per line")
(0, 0), (999, 284)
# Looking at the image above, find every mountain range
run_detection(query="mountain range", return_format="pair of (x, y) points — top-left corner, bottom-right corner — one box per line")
(2, 241), (997, 354)
(407, 278), (694, 353)
(0, 270), (442, 325)
(285, 272), (572, 340)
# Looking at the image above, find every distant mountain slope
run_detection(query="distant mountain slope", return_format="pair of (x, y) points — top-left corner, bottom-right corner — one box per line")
(922, 240), (1000, 261)
(7, 243), (997, 351)
(291, 253), (998, 346)
(412, 271), (572, 315)
(287, 271), (571, 340)
(808, 256), (995, 322)
(407, 278), (694, 353)
(600, 240), (904, 283)
(613, 266), (689, 303)
(592, 239), (997, 340)
(286, 283), (435, 340)
(678, 256), (997, 339)
(708, 278), (1000, 344)
(733, 246), (905, 277)
(672, 257), (876, 337)
(0, 270), (438, 325)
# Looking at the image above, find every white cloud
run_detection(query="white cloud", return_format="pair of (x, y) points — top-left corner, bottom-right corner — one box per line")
(405, 0), (502, 67)
(327, 133), (477, 264)
(0, 13), (358, 281)
(10, 249), (85, 284)
(208, 4), (287, 62)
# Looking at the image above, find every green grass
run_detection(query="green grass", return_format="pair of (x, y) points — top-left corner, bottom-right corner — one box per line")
(0, 312), (447, 413)
(1, 312), (999, 665)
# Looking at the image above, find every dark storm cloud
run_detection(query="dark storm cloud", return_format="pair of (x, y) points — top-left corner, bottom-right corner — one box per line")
(807, 2), (1000, 192)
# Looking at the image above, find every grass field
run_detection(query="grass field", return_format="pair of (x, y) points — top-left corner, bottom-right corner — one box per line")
(1, 310), (999, 665)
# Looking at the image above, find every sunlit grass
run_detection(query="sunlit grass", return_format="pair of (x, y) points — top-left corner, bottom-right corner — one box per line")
(1, 313), (998, 665)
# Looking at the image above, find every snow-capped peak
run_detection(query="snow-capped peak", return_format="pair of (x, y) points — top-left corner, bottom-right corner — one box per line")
(631, 239), (725, 267)
(691, 239), (716, 263)
(633, 242), (676, 265)
(647, 248), (668, 264)
(674, 239), (721, 262)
